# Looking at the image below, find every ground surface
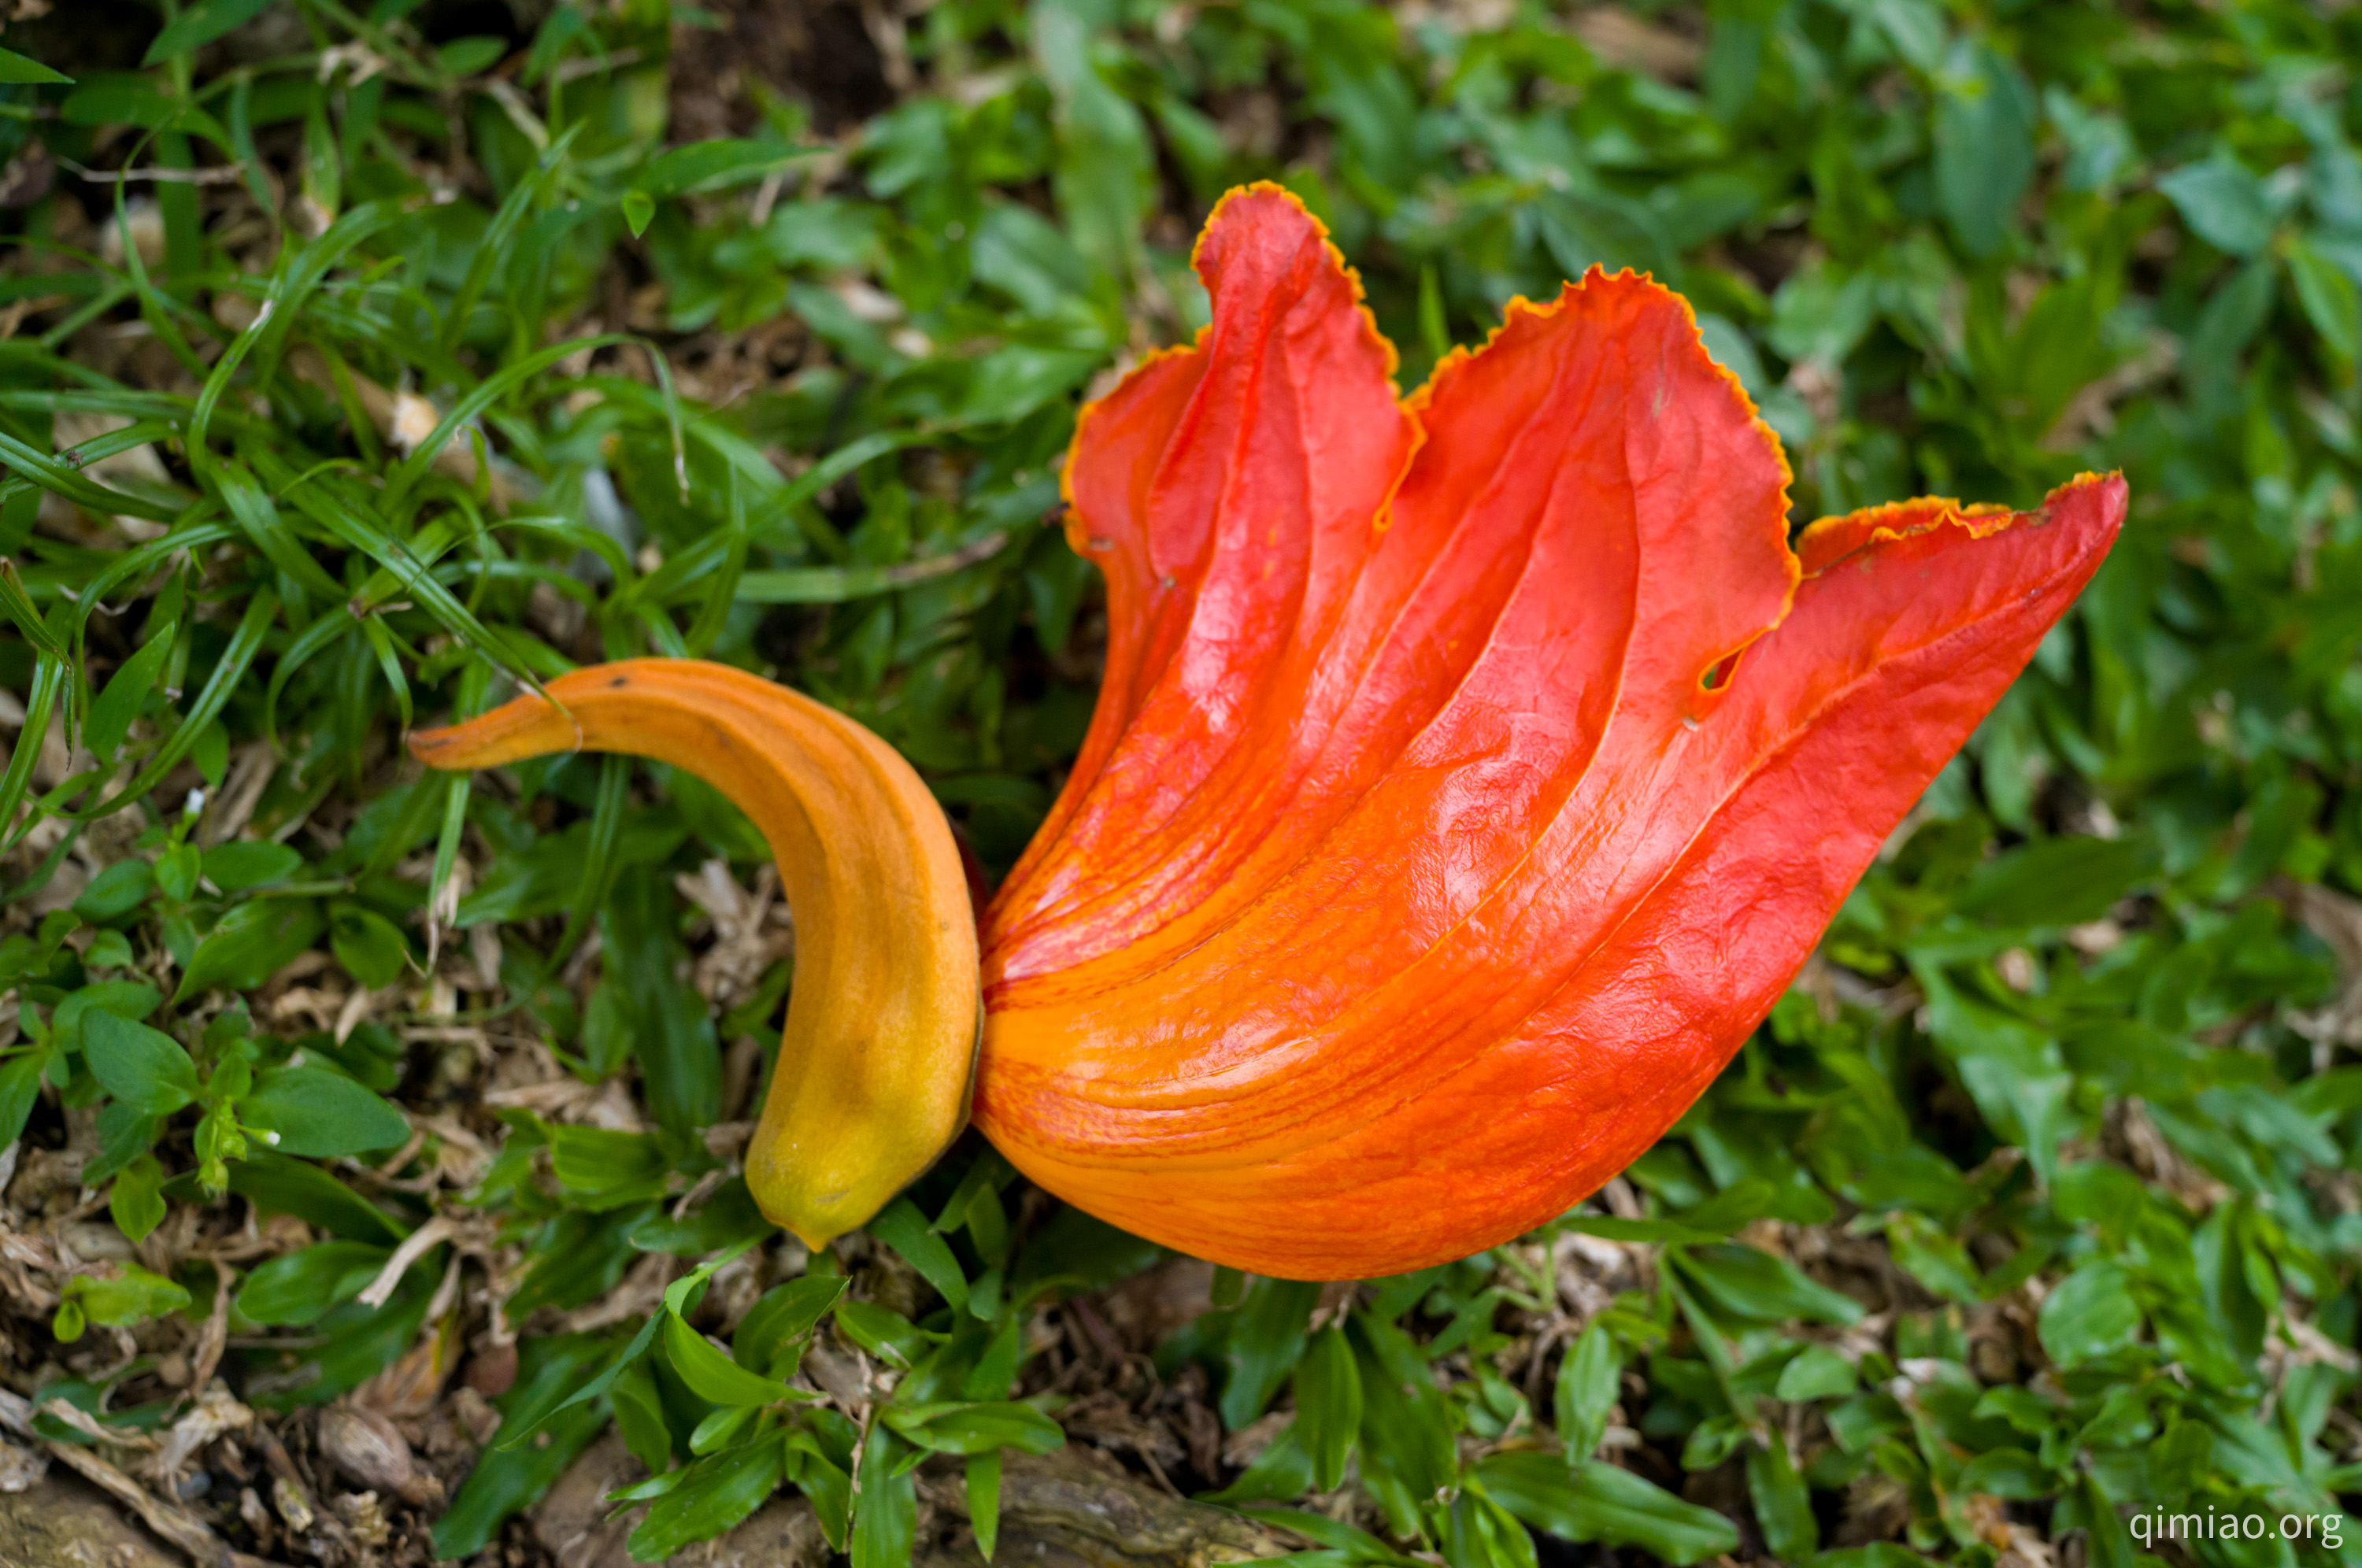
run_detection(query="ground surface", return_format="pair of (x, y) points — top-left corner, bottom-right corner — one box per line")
(0, 1), (2359, 1566)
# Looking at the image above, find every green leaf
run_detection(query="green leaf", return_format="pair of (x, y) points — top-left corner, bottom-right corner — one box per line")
(879, 1400), (1065, 1456)
(498, 1311), (662, 1451)
(1479, 1453), (1740, 1566)
(0, 46), (69, 84)
(1293, 1326), (1361, 1492)
(213, 1152), (409, 1244)
(1956, 1446), (2050, 1500)
(57, 78), (230, 146)
(239, 1065), (409, 1158)
(1235, 1509), (1425, 1568)
(202, 841), (302, 892)
(0, 564), (63, 660)
(155, 844), (200, 903)
(247, 1272), (434, 1412)
(81, 1011), (199, 1115)
(1746, 1438), (1818, 1561)
(734, 1274), (847, 1377)
(598, 860), (719, 1137)
(629, 1178), (771, 1256)
(613, 1359), (671, 1476)
(1809, 1547), (1937, 1568)
(437, 36), (507, 76)
(432, 1335), (616, 1558)
(141, 0), (273, 65)
(328, 903), (410, 989)
(1032, 0), (1155, 280)
(1951, 835), (2156, 928)
(26, 1378), (163, 1445)
(972, 202), (1094, 313)
(736, 544), (1016, 605)
(176, 898), (326, 999)
(2036, 1260), (2142, 1365)
(235, 1241), (394, 1326)
(662, 1309), (795, 1407)
(88, 1101), (159, 1189)
(2078, 1474), (2137, 1568)
(869, 1195), (969, 1311)
(1349, 1317), (1456, 1537)
(1931, 41), (2035, 257)
(108, 1153), (168, 1244)
(624, 1439), (787, 1562)
(654, 1237), (764, 1318)
(83, 930), (135, 971)
(1449, 1484), (1541, 1568)
(73, 860), (155, 923)
(52, 982), (161, 1055)
(851, 1426), (917, 1568)
(2288, 239), (2362, 364)
(1884, 1211), (1984, 1303)
(620, 189), (655, 238)
(0, 1048), (54, 1147)
(2157, 154), (2277, 255)
(1199, 1424), (1313, 1507)
(634, 139), (805, 198)
(57, 1264), (191, 1339)
(968, 1451), (1001, 1561)
(0, 656), (65, 852)
(1672, 1244), (1864, 1326)
(1553, 1323), (1621, 1463)
(690, 1403), (759, 1456)
(1773, 1344), (1856, 1402)
(1868, 0), (1946, 69)
(1219, 1277), (1322, 1428)
(549, 1122), (672, 1207)
(50, 1298), (83, 1344)
(83, 634), (174, 764)
(1681, 1412), (1750, 1472)
(783, 1427), (853, 1548)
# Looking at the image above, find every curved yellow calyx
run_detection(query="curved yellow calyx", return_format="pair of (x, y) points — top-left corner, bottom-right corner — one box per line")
(409, 660), (980, 1250)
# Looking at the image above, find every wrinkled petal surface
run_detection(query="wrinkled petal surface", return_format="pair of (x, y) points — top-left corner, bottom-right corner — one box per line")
(979, 185), (2127, 1279)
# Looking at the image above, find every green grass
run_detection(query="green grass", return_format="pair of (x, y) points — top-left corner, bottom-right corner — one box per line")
(1, 0), (2360, 1563)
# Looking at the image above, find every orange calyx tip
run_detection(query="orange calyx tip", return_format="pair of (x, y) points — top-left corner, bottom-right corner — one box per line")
(408, 680), (594, 771)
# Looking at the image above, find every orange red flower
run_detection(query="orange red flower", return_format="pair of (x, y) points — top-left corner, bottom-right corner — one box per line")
(416, 185), (2125, 1280)
(972, 186), (2124, 1277)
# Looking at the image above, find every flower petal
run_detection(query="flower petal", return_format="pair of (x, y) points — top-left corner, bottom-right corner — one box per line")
(982, 187), (2125, 1278)
(993, 185), (1416, 986)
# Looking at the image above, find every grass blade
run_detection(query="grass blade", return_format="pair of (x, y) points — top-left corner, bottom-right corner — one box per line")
(0, 655), (65, 851)
(378, 334), (639, 519)
(71, 590), (278, 819)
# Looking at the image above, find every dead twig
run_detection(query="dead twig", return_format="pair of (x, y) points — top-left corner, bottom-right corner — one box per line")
(0, 1392), (286, 1568)
(57, 154), (252, 187)
(356, 1214), (456, 1309)
(183, 1259), (235, 1406)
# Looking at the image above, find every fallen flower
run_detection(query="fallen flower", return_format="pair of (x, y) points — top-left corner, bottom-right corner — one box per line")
(413, 183), (2125, 1280)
